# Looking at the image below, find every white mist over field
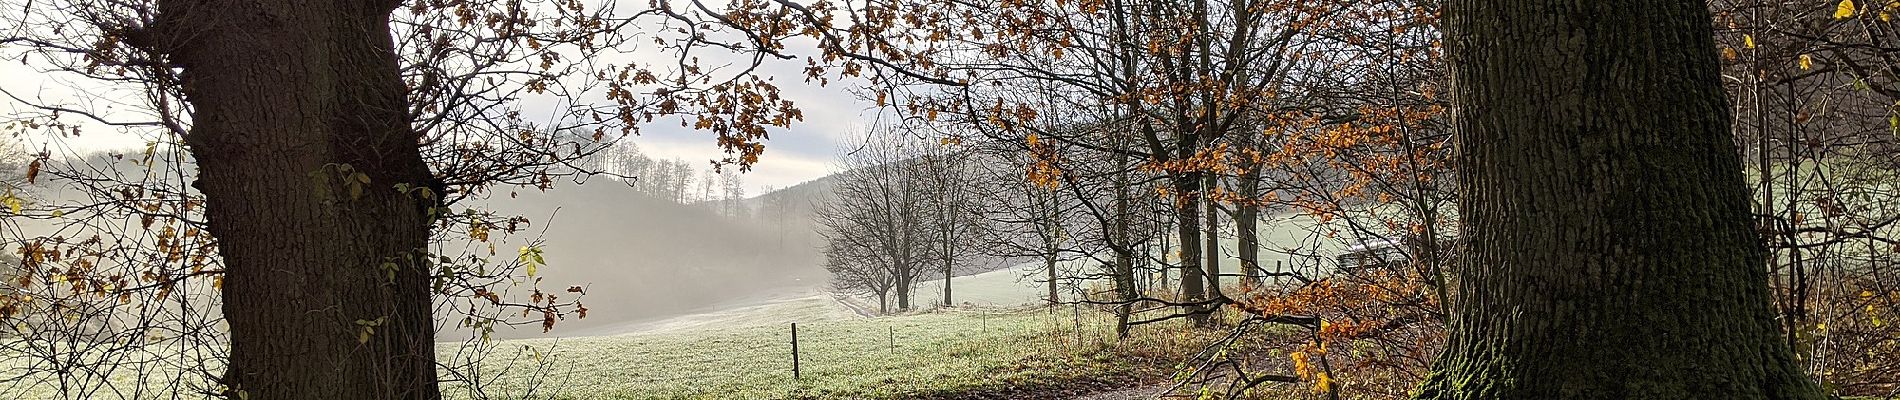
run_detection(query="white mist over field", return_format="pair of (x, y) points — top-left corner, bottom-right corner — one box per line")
(475, 176), (837, 338)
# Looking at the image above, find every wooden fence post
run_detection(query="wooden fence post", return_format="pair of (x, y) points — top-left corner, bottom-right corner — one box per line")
(791, 322), (801, 380)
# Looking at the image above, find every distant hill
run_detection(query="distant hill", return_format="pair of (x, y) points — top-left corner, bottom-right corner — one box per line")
(739, 158), (1026, 278)
(477, 178), (829, 338)
(7, 151), (1024, 339)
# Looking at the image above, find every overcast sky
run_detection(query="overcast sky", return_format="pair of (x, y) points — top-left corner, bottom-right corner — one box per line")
(0, 39), (872, 196)
(624, 59), (879, 194)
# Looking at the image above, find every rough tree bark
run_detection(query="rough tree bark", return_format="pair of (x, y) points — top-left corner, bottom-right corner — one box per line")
(1112, 134), (1136, 338)
(896, 238), (913, 311)
(1414, 0), (1824, 398)
(150, 0), (442, 398)
(1173, 172), (1208, 325)
(1045, 251), (1059, 305)
(895, 259), (913, 311)
(1038, 185), (1061, 306)
(942, 258), (953, 306)
(1202, 174), (1222, 300)
(1235, 135), (1263, 287)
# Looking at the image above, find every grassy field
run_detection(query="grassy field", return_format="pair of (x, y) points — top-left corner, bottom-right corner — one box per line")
(438, 295), (1214, 400)
(4, 213), (1349, 400)
(2, 292), (1230, 400)
(911, 211), (1369, 310)
(438, 245), (1305, 400)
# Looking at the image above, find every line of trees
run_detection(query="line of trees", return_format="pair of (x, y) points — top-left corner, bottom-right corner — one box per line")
(759, 0), (1888, 396)
(1710, 0), (1900, 389)
(1, 0), (1893, 397)
(816, 132), (983, 313)
(597, 141), (751, 217)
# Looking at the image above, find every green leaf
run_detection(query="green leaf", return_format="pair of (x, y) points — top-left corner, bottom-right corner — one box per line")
(1, 191), (22, 214)
(380, 261), (399, 282)
(518, 246), (544, 277)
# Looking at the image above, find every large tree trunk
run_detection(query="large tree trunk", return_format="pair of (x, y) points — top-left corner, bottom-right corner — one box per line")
(1173, 172), (1208, 326)
(1045, 252), (1059, 305)
(937, 157), (958, 308)
(1111, 187), (1135, 338)
(1236, 139), (1263, 288)
(1112, 136), (1136, 338)
(1416, 0), (1823, 398)
(1157, 219), (1171, 293)
(896, 219), (916, 311)
(1202, 174), (1221, 300)
(1235, 196), (1260, 287)
(943, 259), (953, 307)
(895, 265), (912, 311)
(941, 196), (954, 307)
(155, 0), (441, 398)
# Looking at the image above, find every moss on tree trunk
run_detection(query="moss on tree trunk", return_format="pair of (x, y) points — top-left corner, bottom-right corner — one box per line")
(155, 0), (441, 398)
(1416, 0), (1824, 398)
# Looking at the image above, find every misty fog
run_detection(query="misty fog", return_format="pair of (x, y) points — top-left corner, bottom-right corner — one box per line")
(474, 176), (835, 338)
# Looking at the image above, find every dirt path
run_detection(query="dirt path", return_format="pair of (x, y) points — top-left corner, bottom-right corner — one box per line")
(1074, 385), (1166, 400)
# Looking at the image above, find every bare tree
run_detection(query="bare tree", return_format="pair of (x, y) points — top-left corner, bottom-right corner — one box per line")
(917, 142), (982, 306)
(815, 132), (933, 313)
(823, 238), (898, 313)
(720, 169), (747, 219)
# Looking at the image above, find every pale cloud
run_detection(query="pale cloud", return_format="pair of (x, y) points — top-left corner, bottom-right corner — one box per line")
(0, 62), (159, 154)
(1, 29), (876, 196)
(619, 47), (876, 195)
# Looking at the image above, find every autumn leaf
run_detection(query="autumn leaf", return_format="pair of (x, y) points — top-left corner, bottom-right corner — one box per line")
(1290, 351), (1312, 377)
(1799, 54), (1814, 70)
(25, 158), (40, 184)
(518, 245), (546, 276)
(1, 190), (21, 214)
(1837, 0), (1858, 19)
(1743, 34), (1755, 49)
